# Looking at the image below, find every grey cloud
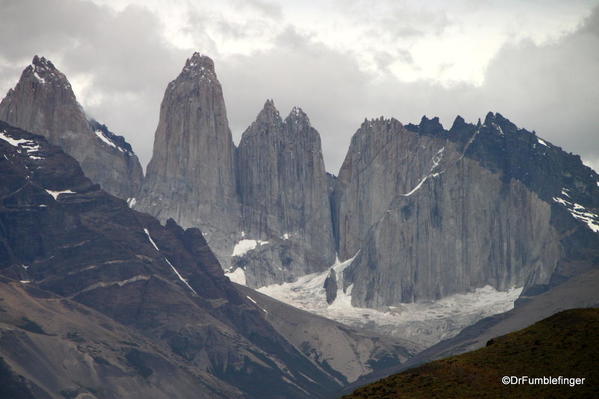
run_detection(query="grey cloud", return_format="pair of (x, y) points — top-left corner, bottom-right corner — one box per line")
(0, 0), (188, 166)
(473, 6), (599, 169)
(0, 0), (597, 174)
(230, 0), (282, 18)
(340, 0), (450, 39)
(220, 9), (599, 173)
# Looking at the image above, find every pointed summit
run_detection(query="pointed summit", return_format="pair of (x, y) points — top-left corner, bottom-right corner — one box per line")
(484, 111), (496, 126)
(419, 115), (445, 134)
(484, 111), (517, 134)
(186, 52), (215, 70)
(138, 52), (239, 267)
(178, 52), (217, 82)
(236, 101), (335, 286)
(450, 115), (466, 131)
(285, 106), (310, 125)
(0, 56), (143, 199)
(31, 55), (55, 71)
(254, 99), (282, 126)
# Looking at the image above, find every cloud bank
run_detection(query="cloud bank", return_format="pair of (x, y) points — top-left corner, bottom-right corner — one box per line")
(0, 0), (597, 172)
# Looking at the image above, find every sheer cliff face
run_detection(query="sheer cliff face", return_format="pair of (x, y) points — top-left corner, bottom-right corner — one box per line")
(334, 118), (450, 260)
(235, 101), (336, 286)
(0, 56), (143, 200)
(137, 53), (239, 265)
(335, 114), (599, 309)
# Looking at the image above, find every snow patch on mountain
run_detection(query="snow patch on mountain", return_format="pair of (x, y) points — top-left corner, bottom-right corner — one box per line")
(164, 257), (198, 295)
(143, 227), (197, 295)
(553, 195), (599, 233)
(144, 228), (160, 251)
(232, 239), (269, 257)
(225, 267), (247, 285)
(45, 189), (75, 199)
(258, 257), (522, 347)
(0, 130), (43, 159)
(94, 129), (130, 154)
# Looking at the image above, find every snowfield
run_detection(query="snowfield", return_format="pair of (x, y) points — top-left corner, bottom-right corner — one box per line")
(257, 257), (522, 348)
(231, 238), (269, 257)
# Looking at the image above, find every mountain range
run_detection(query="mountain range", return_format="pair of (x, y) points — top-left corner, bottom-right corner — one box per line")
(0, 53), (597, 398)
(0, 120), (411, 398)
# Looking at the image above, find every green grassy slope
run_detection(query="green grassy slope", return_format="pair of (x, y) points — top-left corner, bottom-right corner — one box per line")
(342, 308), (598, 399)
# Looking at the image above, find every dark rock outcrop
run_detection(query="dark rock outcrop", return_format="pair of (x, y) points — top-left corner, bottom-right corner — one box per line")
(234, 101), (336, 286)
(137, 53), (240, 267)
(324, 269), (338, 305)
(0, 120), (357, 399)
(0, 55), (143, 199)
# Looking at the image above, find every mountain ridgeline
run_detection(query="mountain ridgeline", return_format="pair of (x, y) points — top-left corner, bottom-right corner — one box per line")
(0, 52), (598, 398)
(0, 56), (143, 200)
(136, 53), (337, 282)
(2, 52), (598, 320)
(134, 53), (598, 312)
(336, 114), (599, 308)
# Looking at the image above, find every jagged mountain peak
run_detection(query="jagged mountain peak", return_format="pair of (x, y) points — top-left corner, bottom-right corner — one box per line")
(31, 55), (55, 70)
(285, 106), (312, 129)
(418, 115), (445, 134)
(360, 116), (402, 130)
(450, 115), (467, 130)
(138, 51), (238, 268)
(88, 118), (134, 155)
(0, 55), (143, 200)
(22, 55), (70, 89)
(483, 111), (497, 125)
(254, 98), (283, 125)
(186, 51), (214, 70)
(179, 52), (217, 82)
(285, 106), (311, 126)
(483, 111), (518, 133)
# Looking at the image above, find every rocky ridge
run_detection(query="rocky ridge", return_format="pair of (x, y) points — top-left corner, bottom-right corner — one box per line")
(334, 113), (599, 309)
(0, 56), (143, 200)
(136, 56), (336, 285)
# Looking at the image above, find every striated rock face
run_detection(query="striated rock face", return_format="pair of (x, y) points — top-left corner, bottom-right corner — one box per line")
(234, 101), (335, 286)
(335, 113), (599, 309)
(0, 120), (359, 399)
(137, 53), (240, 266)
(133, 51), (596, 326)
(0, 55), (143, 199)
(334, 117), (448, 260)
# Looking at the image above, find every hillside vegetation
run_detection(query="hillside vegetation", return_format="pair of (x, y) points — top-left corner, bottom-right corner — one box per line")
(342, 308), (598, 399)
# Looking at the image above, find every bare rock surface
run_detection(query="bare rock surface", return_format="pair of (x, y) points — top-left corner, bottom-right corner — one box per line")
(334, 114), (599, 309)
(137, 53), (240, 267)
(234, 101), (335, 286)
(0, 56), (143, 199)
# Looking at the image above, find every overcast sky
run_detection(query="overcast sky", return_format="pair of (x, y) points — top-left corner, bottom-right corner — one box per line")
(1, 0), (598, 173)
